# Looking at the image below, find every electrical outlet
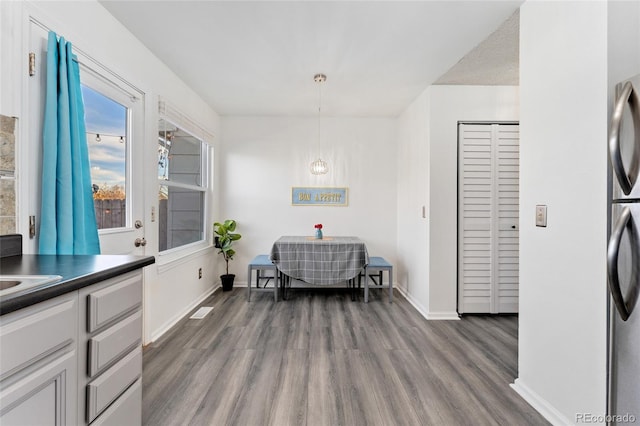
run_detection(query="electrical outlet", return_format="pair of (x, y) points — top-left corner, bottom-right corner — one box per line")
(198, 268), (202, 279)
(536, 205), (547, 227)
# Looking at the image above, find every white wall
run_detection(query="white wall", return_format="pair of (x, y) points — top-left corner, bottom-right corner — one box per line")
(220, 116), (397, 279)
(396, 85), (519, 319)
(0, 0), (222, 344)
(514, 2), (608, 424)
(0, 2), (21, 116)
(608, 0), (640, 88)
(429, 85), (519, 316)
(396, 89), (431, 314)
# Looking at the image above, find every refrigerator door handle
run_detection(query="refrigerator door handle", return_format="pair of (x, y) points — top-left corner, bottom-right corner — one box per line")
(607, 206), (640, 321)
(609, 81), (640, 195)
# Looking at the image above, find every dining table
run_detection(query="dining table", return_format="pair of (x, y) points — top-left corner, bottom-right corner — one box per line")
(269, 236), (369, 299)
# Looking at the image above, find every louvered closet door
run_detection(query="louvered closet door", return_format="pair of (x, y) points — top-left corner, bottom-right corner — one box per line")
(458, 123), (520, 314)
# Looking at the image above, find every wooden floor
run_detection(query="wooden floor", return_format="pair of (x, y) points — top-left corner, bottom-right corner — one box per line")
(142, 287), (548, 426)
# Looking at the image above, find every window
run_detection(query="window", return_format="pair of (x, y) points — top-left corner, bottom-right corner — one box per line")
(157, 111), (211, 253)
(82, 85), (128, 230)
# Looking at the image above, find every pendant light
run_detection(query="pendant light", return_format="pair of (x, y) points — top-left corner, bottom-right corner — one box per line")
(310, 73), (328, 175)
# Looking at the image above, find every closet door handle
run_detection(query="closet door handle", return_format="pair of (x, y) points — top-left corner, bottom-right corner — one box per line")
(609, 81), (640, 195)
(607, 206), (640, 321)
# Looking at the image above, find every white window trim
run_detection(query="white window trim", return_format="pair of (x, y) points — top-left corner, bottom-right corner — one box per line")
(156, 98), (214, 264)
(158, 98), (215, 143)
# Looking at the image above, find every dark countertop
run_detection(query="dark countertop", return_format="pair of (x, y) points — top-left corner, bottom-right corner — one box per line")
(1, 254), (155, 315)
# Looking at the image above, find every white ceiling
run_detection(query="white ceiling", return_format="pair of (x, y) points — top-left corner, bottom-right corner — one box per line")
(99, 1), (522, 117)
(435, 9), (519, 86)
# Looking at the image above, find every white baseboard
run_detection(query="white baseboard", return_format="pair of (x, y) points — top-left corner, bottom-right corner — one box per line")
(147, 286), (218, 344)
(426, 311), (461, 320)
(242, 280), (459, 320)
(395, 285), (460, 321)
(511, 378), (572, 426)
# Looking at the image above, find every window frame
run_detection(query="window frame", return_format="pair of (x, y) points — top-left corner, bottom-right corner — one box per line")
(156, 99), (213, 260)
(74, 60), (146, 255)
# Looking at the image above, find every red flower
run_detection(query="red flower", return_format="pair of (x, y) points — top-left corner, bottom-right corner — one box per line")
(314, 224), (323, 229)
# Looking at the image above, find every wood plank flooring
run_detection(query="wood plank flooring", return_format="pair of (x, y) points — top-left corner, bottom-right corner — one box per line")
(142, 288), (548, 426)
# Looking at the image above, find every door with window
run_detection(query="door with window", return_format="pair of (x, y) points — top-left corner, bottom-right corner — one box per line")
(28, 20), (146, 255)
(457, 123), (520, 314)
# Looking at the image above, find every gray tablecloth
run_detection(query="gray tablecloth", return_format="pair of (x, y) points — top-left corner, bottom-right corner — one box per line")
(270, 236), (369, 285)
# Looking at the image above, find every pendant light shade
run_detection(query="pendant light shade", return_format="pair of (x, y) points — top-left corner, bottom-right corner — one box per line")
(310, 158), (328, 175)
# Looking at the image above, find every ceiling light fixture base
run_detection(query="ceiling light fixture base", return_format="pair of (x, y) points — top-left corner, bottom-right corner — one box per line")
(314, 73), (326, 83)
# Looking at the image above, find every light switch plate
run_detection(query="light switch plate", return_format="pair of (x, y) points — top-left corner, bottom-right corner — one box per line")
(536, 205), (547, 227)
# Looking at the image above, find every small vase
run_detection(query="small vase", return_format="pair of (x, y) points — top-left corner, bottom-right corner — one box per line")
(315, 228), (323, 240)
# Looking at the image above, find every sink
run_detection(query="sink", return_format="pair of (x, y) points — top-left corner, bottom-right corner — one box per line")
(0, 280), (22, 290)
(0, 275), (63, 296)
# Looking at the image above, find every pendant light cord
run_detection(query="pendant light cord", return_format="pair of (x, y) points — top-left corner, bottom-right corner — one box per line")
(310, 73), (328, 175)
(317, 78), (322, 153)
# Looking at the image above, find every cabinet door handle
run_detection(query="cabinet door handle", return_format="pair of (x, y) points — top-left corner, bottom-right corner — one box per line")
(609, 81), (640, 195)
(607, 206), (640, 321)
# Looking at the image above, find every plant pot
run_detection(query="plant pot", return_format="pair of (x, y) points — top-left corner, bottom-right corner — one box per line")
(221, 274), (235, 291)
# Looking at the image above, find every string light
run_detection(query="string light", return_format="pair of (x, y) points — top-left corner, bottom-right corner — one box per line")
(86, 132), (126, 143)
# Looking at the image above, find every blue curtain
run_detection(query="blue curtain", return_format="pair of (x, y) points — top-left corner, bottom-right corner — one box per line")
(39, 31), (100, 255)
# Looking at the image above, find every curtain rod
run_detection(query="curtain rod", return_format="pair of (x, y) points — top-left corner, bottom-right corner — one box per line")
(30, 16), (144, 101)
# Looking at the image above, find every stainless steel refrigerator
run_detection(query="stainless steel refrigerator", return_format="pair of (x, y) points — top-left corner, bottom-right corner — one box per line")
(607, 73), (640, 424)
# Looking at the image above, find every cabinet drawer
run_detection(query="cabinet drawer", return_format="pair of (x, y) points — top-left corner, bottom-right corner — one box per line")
(90, 378), (141, 426)
(86, 347), (141, 423)
(87, 273), (141, 333)
(0, 294), (76, 381)
(88, 311), (142, 378)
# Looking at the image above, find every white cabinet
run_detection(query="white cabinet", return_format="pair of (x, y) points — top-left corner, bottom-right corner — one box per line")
(90, 379), (142, 426)
(0, 293), (78, 425)
(1, 351), (77, 426)
(78, 271), (143, 425)
(458, 123), (520, 314)
(0, 270), (144, 426)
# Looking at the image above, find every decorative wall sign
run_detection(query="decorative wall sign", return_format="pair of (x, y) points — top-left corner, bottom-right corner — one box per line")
(292, 187), (348, 206)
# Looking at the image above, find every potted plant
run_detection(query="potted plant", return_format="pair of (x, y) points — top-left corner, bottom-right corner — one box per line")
(214, 219), (241, 291)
